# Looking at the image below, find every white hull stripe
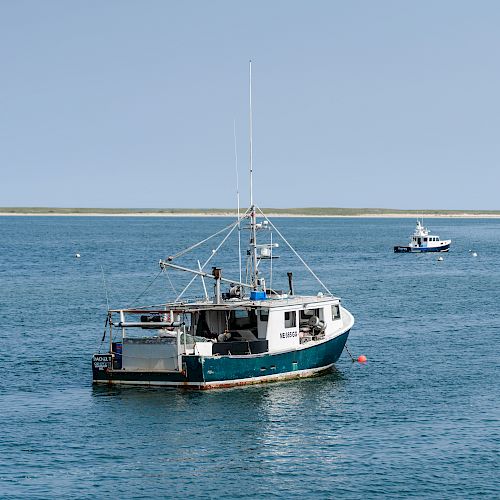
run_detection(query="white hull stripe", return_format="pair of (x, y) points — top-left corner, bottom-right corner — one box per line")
(93, 363), (335, 389)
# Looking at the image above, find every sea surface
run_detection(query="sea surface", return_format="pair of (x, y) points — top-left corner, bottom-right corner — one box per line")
(0, 216), (498, 499)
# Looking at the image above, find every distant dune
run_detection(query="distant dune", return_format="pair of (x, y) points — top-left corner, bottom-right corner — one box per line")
(1, 207), (499, 217)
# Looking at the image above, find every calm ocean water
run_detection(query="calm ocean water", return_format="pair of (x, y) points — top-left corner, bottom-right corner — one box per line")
(0, 216), (498, 499)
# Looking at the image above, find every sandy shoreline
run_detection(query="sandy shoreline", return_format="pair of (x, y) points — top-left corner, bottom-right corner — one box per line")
(1, 212), (500, 218)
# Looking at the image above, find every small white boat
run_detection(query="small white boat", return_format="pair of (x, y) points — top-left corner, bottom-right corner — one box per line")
(394, 219), (451, 253)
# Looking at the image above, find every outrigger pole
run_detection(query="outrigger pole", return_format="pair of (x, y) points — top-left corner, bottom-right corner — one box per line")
(159, 260), (254, 291)
(159, 206), (252, 303)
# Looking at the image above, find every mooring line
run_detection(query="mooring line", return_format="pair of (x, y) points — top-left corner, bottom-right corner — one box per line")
(344, 343), (356, 362)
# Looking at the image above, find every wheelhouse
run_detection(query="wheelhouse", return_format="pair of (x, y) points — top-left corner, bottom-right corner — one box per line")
(105, 294), (345, 372)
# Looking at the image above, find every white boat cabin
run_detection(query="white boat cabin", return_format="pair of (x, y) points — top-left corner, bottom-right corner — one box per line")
(410, 233), (444, 248)
(408, 220), (450, 250)
(110, 295), (346, 371)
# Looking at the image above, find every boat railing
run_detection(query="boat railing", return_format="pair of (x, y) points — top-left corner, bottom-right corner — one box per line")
(105, 309), (195, 365)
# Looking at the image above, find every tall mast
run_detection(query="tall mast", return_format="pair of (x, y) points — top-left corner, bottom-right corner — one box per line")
(249, 60), (258, 289)
(234, 120), (243, 289)
(249, 60), (254, 208)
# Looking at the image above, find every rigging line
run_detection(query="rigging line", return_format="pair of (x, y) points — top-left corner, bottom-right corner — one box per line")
(256, 206), (333, 296)
(164, 268), (178, 296)
(98, 267), (111, 351)
(101, 314), (109, 342)
(175, 219), (243, 302)
(128, 269), (163, 307)
(96, 314), (109, 353)
(100, 265), (110, 311)
(167, 220), (239, 261)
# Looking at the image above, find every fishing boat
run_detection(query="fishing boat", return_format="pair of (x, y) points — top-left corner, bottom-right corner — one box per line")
(92, 63), (355, 389)
(394, 219), (451, 253)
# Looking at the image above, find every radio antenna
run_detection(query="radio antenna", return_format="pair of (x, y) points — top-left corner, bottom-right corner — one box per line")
(234, 120), (243, 287)
(249, 60), (258, 289)
(249, 60), (253, 207)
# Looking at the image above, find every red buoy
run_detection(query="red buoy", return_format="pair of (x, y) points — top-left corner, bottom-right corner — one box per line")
(357, 355), (367, 363)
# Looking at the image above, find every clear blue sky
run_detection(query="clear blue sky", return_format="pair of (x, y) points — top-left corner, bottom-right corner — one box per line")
(1, 1), (499, 209)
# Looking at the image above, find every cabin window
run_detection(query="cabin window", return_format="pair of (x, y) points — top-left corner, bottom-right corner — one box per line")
(229, 309), (257, 330)
(424, 237), (427, 242)
(331, 304), (340, 320)
(300, 308), (318, 319)
(259, 309), (269, 322)
(300, 308), (321, 326)
(284, 311), (296, 328)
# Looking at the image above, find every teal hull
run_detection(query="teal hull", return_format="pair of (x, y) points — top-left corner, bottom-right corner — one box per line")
(93, 330), (350, 389)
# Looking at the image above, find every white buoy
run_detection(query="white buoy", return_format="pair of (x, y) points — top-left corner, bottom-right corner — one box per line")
(472, 252), (478, 257)
(437, 256), (444, 261)
(75, 253), (81, 258)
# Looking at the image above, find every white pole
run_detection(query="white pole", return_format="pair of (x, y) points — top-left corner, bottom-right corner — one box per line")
(249, 60), (258, 289)
(234, 120), (242, 289)
(249, 60), (253, 208)
(270, 232), (273, 293)
(198, 259), (209, 301)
